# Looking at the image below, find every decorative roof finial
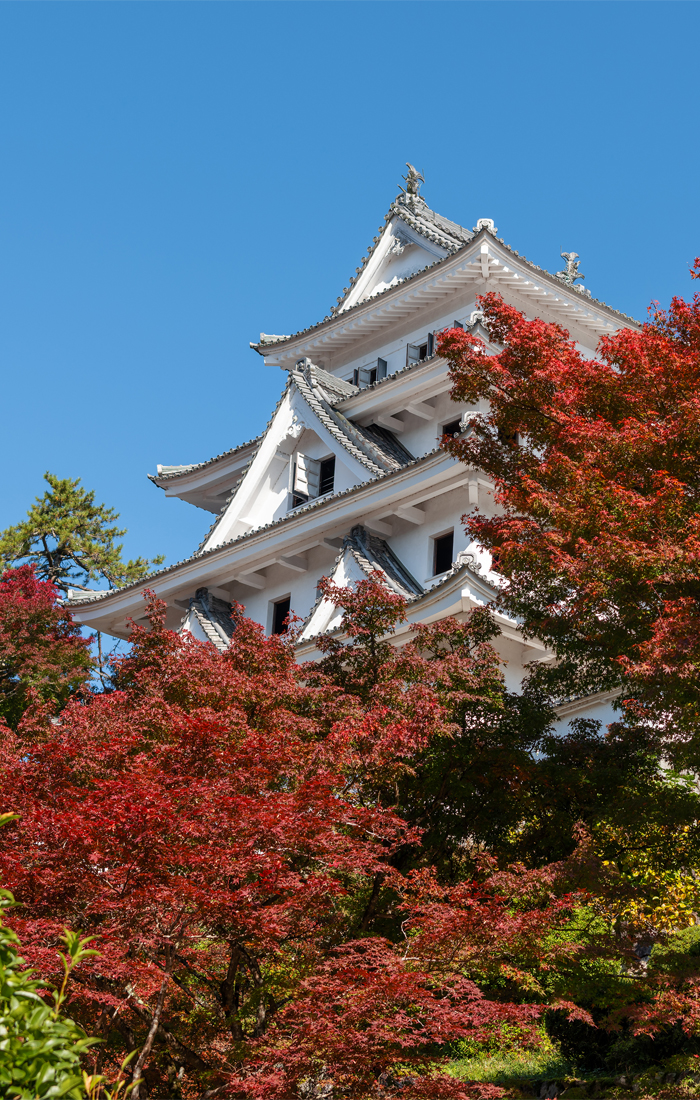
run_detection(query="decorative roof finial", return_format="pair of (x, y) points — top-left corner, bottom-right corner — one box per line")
(400, 163), (424, 205)
(555, 250), (586, 289)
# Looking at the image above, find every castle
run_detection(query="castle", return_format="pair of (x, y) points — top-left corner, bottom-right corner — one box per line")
(69, 167), (636, 728)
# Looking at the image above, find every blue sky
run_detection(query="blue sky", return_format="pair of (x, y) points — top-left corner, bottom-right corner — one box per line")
(1, 1), (699, 573)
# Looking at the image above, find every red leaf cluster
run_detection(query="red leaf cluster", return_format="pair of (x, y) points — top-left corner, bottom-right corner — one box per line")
(0, 564), (91, 729)
(438, 269), (700, 750)
(0, 590), (571, 1097)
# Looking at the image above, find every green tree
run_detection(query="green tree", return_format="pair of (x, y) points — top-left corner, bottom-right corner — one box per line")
(0, 474), (164, 594)
(0, 812), (106, 1099)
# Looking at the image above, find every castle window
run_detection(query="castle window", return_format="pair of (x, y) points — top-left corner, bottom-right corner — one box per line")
(289, 453), (319, 509)
(406, 334), (434, 367)
(319, 455), (336, 495)
(433, 531), (454, 576)
(442, 419), (462, 438)
(272, 596), (291, 635)
(497, 428), (520, 447)
(353, 358), (387, 389)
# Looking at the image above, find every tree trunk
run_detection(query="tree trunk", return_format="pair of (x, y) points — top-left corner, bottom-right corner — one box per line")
(131, 949), (172, 1100)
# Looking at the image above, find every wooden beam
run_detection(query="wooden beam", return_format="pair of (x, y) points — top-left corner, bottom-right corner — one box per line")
(405, 400), (434, 421)
(375, 413), (405, 433)
(275, 554), (308, 573)
(480, 244), (490, 281)
(236, 571), (266, 590)
(395, 504), (425, 525)
(363, 517), (393, 537)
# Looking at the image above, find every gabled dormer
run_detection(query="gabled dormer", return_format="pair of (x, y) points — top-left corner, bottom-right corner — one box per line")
(334, 165), (473, 314)
(199, 360), (414, 552)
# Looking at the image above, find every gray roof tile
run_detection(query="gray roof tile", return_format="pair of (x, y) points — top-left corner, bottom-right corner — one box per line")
(184, 586), (234, 652)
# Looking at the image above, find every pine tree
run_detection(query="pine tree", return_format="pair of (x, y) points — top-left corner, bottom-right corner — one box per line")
(0, 473), (164, 593)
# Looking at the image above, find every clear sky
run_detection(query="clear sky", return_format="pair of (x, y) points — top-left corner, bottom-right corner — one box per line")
(1, 1), (699, 573)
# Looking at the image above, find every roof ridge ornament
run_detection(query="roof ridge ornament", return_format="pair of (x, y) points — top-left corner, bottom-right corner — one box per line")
(398, 163), (425, 208)
(555, 250), (592, 296)
(476, 218), (498, 234)
(387, 225), (413, 256)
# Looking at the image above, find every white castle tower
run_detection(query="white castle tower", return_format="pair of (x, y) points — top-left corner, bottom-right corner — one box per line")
(69, 167), (635, 728)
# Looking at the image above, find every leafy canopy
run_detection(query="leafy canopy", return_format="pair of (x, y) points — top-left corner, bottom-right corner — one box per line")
(0, 565), (92, 729)
(3, 585), (700, 1094)
(0, 473), (164, 593)
(0, 591), (583, 1100)
(438, 262), (700, 766)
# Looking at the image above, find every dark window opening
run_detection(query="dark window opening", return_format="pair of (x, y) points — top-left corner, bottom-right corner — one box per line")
(272, 597), (291, 635)
(433, 531), (454, 576)
(453, 320), (464, 330)
(442, 419), (462, 438)
(319, 455), (336, 495)
(356, 358), (387, 389)
(406, 335), (434, 367)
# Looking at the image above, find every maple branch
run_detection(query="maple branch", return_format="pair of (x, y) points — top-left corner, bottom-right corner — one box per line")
(127, 999), (218, 1082)
(131, 946), (172, 1100)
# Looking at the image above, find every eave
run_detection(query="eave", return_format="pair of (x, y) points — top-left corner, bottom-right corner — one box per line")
(294, 558), (543, 664)
(252, 228), (639, 371)
(149, 438), (262, 512)
(69, 449), (480, 637)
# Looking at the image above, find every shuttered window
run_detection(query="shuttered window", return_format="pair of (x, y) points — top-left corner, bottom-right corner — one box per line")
(406, 334), (434, 367)
(289, 453), (335, 508)
(433, 531), (454, 576)
(442, 419), (462, 438)
(353, 358), (387, 389)
(272, 597), (291, 635)
(319, 456), (335, 495)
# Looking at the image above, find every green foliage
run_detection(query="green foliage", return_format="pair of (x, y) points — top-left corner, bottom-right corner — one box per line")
(450, 1034), (573, 1086)
(0, 814), (100, 1098)
(650, 927), (700, 979)
(0, 473), (164, 593)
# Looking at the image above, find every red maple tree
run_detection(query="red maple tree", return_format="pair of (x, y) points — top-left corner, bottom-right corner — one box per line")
(0, 564), (92, 729)
(438, 263), (700, 763)
(0, 589), (585, 1098)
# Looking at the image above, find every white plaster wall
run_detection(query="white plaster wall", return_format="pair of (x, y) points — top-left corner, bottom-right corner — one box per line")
(390, 391), (487, 460)
(553, 697), (619, 737)
(334, 297), (601, 386)
(384, 487), (476, 587)
(230, 542), (341, 632)
(337, 301), (480, 384)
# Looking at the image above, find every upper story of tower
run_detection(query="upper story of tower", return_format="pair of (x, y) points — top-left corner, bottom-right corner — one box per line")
(150, 166), (638, 535)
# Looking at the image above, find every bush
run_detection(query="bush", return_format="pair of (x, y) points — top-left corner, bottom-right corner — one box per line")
(0, 884), (97, 1100)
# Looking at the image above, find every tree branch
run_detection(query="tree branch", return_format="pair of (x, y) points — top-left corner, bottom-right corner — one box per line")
(131, 948), (172, 1100)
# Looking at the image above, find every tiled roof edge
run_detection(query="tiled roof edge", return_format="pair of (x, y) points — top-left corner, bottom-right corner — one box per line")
(193, 378), (293, 553)
(330, 195), (469, 315)
(251, 223), (640, 356)
(293, 369), (386, 475)
(150, 435), (264, 486)
(298, 553), (496, 645)
(68, 446), (451, 607)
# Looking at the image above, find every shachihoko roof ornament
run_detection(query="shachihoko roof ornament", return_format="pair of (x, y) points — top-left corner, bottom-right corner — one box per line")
(555, 250), (591, 297)
(398, 163), (425, 207)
